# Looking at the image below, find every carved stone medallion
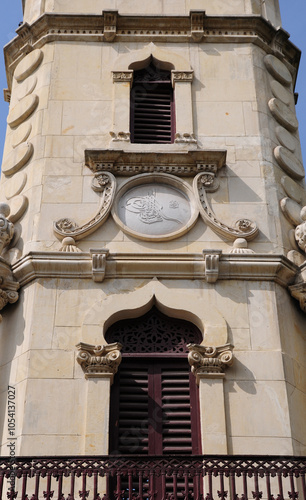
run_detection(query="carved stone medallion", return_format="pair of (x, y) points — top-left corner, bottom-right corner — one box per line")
(112, 173), (199, 241)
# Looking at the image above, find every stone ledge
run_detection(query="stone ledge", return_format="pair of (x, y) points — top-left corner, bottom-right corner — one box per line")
(12, 251), (298, 288)
(4, 14), (300, 91)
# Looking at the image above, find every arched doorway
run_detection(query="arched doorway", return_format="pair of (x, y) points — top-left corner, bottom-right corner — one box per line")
(106, 306), (202, 456)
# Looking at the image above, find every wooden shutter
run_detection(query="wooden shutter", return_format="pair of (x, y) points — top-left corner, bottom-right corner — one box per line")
(131, 83), (174, 144)
(110, 358), (200, 456)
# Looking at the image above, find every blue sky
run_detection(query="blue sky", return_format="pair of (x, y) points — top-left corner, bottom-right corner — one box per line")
(0, 1), (305, 162)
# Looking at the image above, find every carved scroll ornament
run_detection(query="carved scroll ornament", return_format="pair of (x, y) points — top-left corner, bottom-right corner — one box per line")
(76, 342), (122, 381)
(0, 204), (14, 254)
(193, 173), (259, 241)
(295, 207), (306, 255)
(54, 172), (116, 241)
(188, 343), (234, 382)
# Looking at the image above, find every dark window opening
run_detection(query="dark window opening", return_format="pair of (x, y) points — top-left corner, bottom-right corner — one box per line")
(108, 307), (202, 456)
(130, 61), (175, 144)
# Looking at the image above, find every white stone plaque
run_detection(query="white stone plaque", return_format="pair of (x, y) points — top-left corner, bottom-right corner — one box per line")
(118, 184), (190, 236)
(112, 173), (199, 241)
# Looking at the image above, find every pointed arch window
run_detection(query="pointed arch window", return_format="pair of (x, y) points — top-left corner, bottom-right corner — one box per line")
(106, 307), (202, 456)
(130, 61), (175, 144)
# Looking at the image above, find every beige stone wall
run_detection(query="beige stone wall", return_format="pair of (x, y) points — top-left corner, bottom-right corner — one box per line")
(1, 40), (293, 255)
(0, 277), (303, 456)
(23, 0), (282, 26)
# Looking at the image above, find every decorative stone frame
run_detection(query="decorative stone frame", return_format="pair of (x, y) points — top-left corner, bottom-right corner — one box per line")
(77, 280), (233, 454)
(111, 44), (195, 145)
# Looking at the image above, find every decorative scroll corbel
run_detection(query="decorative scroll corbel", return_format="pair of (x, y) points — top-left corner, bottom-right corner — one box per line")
(0, 204), (14, 254)
(0, 204), (20, 321)
(281, 203), (306, 313)
(193, 173), (259, 241)
(54, 172), (116, 242)
(103, 11), (118, 42)
(203, 250), (221, 283)
(187, 343), (234, 383)
(76, 342), (122, 382)
(90, 248), (109, 282)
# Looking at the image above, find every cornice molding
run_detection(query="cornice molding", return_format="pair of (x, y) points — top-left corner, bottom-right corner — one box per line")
(11, 251), (298, 288)
(4, 13), (300, 91)
(84, 149), (226, 176)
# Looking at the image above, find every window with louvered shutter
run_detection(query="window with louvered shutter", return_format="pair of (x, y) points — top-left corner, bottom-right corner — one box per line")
(108, 307), (202, 456)
(130, 61), (175, 144)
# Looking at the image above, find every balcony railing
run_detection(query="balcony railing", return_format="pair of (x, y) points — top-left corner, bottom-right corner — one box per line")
(0, 456), (305, 500)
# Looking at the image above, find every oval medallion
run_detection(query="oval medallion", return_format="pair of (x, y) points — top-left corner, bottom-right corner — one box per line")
(2, 142), (33, 176)
(264, 55), (292, 86)
(16, 76), (37, 101)
(268, 98), (298, 132)
(275, 126), (296, 152)
(280, 197), (303, 226)
(8, 195), (28, 223)
(12, 122), (32, 148)
(4, 171), (27, 200)
(270, 80), (293, 106)
(281, 176), (304, 205)
(274, 146), (304, 180)
(14, 49), (43, 82)
(7, 94), (39, 128)
(112, 174), (199, 241)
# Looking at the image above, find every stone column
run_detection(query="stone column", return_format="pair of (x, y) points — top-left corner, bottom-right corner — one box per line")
(111, 71), (133, 143)
(76, 342), (122, 454)
(188, 343), (233, 454)
(171, 70), (196, 144)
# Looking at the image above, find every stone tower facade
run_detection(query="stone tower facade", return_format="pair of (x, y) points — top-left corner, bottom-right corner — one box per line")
(0, 0), (305, 472)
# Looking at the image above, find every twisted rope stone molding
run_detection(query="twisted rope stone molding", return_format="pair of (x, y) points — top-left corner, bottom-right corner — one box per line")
(76, 342), (122, 382)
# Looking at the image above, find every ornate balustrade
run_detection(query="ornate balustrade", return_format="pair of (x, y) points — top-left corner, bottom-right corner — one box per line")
(0, 456), (305, 500)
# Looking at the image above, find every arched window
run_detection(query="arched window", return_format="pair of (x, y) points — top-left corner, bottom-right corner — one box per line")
(106, 306), (202, 456)
(130, 60), (175, 144)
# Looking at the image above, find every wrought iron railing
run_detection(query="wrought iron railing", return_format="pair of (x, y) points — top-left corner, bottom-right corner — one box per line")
(0, 456), (305, 500)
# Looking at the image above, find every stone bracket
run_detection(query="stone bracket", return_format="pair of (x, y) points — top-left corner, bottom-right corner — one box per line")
(103, 11), (118, 42)
(271, 28), (290, 59)
(190, 11), (205, 42)
(3, 89), (11, 103)
(203, 250), (222, 283)
(289, 282), (306, 313)
(90, 249), (109, 282)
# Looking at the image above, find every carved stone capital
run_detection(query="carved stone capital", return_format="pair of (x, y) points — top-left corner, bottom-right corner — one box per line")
(103, 11), (118, 42)
(203, 250), (222, 283)
(90, 248), (109, 282)
(76, 342), (122, 381)
(171, 70), (194, 85)
(112, 71), (133, 83)
(188, 343), (234, 383)
(0, 204), (14, 255)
